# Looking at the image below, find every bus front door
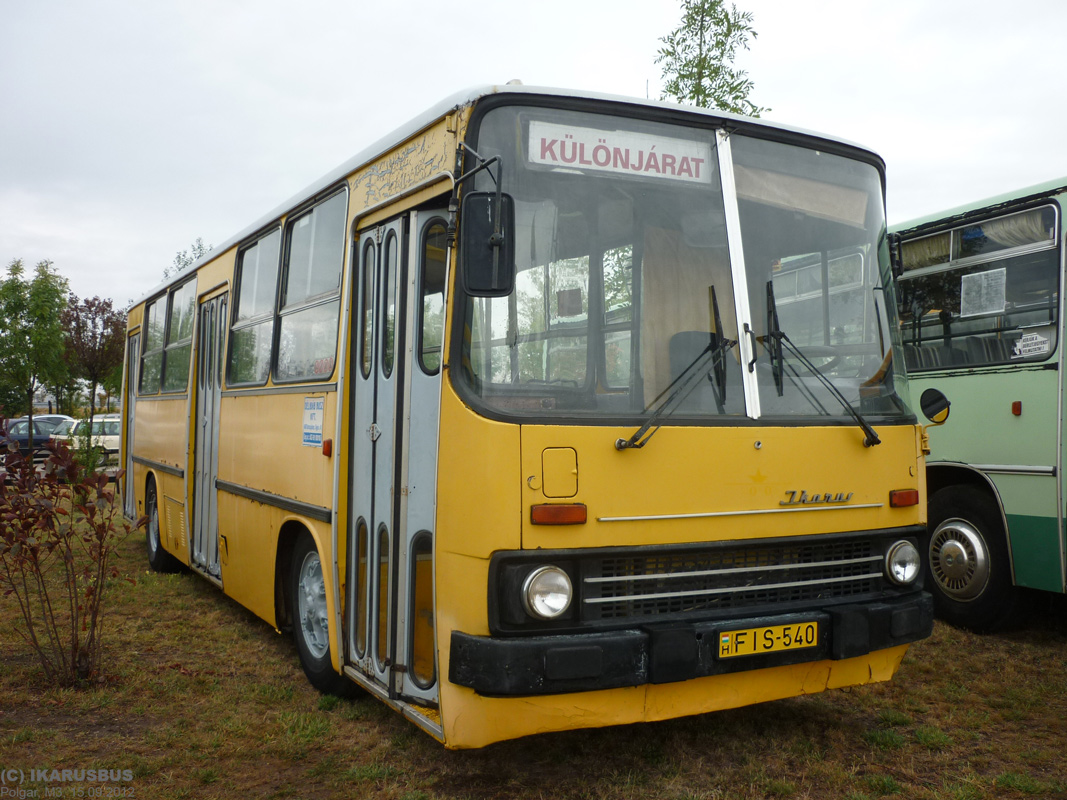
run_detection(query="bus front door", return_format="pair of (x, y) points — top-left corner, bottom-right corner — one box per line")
(348, 209), (443, 706)
(192, 292), (226, 580)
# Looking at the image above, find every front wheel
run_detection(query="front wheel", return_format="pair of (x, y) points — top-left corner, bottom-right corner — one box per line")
(925, 485), (1020, 632)
(290, 534), (355, 696)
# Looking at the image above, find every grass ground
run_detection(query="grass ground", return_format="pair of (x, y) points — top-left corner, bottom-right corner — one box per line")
(2, 532), (1066, 800)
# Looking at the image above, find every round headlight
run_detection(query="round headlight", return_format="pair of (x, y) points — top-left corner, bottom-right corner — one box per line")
(886, 540), (921, 585)
(522, 566), (573, 619)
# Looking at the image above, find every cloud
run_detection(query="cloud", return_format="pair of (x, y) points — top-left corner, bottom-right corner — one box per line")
(3, 0), (1066, 304)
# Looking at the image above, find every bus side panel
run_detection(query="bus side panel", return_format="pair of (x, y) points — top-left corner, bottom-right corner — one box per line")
(1004, 508), (1063, 591)
(214, 392), (338, 627)
(216, 393), (335, 504)
(133, 396), (192, 565)
(924, 368), (1059, 469)
(214, 490), (278, 624)
(919, 367), (1063, 592)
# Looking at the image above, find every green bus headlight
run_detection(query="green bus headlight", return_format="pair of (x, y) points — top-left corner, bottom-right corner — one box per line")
(522, 566), (573, 619)
(886, 541), (921, 585)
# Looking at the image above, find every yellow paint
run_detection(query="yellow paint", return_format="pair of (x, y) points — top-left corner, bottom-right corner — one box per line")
(216, 392), (335, 505)
(438, 646), (910, 749)
(432, 367), (927, 747)
(519, 424), (922, 550)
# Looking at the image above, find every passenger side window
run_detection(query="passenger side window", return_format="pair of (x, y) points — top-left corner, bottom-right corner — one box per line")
(275, 191), (347, 381)
(162, 280), (196, 392)
(139, 278), (197, 395)
(139, 298), (164, 394)
(229, 229), (281, 385)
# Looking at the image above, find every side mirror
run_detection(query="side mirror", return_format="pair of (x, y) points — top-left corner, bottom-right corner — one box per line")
(920, 387), (950, 425)
(459, 191), (515, 297)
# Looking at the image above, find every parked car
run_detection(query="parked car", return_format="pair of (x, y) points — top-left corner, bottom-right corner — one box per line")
(51, 414), (122, 465)
(48, 419), (75, 440)
(1, 417), (53, 460)
(34, 414), (75, 435)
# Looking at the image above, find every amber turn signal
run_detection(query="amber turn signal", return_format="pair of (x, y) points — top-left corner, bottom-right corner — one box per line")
(889, 489), (919, 507)
(530, 503), (587, 525)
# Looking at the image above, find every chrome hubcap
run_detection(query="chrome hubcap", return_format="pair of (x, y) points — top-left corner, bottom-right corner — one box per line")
(297, 550), (329, 659)
(929, 519), (990, 601)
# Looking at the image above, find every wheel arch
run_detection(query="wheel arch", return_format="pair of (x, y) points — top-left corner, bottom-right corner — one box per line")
(274, 518), (322, 633)
(926, 461), (1015, 583)
(144, 469), (158, 501)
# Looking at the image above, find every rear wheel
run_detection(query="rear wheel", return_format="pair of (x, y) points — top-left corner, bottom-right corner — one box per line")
(290, 533), (355, 696)
(925, 485), (1020, 632)
(145, 480), (183, 573)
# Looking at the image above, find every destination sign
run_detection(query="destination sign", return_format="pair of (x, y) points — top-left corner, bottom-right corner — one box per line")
(529, 121), (713, 184)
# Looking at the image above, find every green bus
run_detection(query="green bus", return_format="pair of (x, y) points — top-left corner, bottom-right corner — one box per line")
(891, 178), (1066, 630)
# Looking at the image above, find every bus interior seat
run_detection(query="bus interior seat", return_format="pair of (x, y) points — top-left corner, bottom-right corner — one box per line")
(960, 335), (1018, 364)
(903, 344), (964, 370)
(669, 331), (722, 411)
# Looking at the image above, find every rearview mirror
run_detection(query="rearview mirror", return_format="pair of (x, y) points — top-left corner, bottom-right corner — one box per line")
(459, 191), (515, 297)
(919, 387), (950, 425)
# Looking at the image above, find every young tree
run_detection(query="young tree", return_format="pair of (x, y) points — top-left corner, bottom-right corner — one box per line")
(657, 0), (768, 117)
(0, 260), (69, 439)
(163, 237), (211, 281)
(62, 295), (126, 424)
(44, 371), (80, 417)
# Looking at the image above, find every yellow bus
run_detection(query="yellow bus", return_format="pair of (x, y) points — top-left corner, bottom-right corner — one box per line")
(122, 84), (939, 749)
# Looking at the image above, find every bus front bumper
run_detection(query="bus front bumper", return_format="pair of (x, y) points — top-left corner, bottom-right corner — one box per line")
(449, 593), (933, 696)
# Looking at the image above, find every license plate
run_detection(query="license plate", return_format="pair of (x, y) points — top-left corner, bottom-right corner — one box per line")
(717, 621), (819, 659)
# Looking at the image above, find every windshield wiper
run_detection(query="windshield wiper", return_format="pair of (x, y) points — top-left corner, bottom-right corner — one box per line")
(615, 335), (737, 450)
(763, 280), (881, 448)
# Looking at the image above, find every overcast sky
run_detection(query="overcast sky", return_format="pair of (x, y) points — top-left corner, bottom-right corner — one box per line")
(4, 0), (1066, 306)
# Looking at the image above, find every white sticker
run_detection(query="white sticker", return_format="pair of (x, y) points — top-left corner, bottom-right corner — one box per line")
(1012, 331), (1051, 358)
(529, 121), (713, 184)
(302, 397), (324, 447)
(960, 268), (1006, 318)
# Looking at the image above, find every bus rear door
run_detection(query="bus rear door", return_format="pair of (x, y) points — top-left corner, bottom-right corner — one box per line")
(192, 292), (226, 580)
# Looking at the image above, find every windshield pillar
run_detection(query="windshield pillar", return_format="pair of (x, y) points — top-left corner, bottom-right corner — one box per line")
(716, 130), (762, 419)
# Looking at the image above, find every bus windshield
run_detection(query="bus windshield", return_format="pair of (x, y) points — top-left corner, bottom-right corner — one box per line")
(457, 105), (908, 423)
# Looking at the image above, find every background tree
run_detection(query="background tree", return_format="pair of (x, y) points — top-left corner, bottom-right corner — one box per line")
(163, 237), (211, 281)
(100, 361), (124, 413)
(0, 259), (69, 437)
(44, 372), (81, 417)
(62, 295), (126, 424)
(657, 0), (767, 117)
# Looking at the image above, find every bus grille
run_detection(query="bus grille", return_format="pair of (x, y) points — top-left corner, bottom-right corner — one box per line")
(582, 538), (884, 621)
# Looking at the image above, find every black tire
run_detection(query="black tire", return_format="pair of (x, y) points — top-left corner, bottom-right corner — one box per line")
(925, 485), (1020, 632)
(290, 534), (355, 696)
(145, 480), (183, 573)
